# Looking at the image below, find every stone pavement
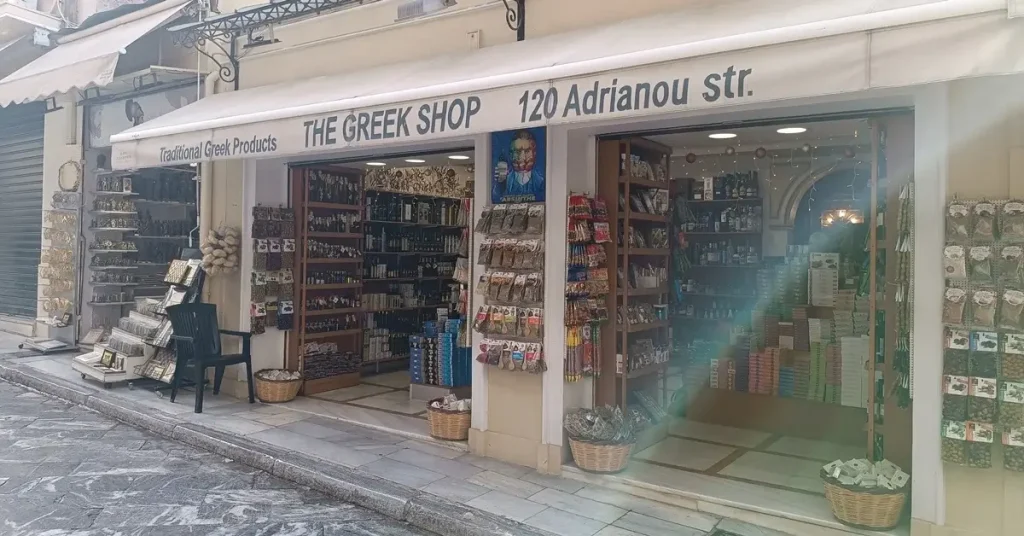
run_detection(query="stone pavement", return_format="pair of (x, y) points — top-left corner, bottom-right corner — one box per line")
(0, 351), (817, 536)
(0, 378), (435, 535)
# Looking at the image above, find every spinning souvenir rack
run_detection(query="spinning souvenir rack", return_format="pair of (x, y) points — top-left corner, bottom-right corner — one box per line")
(71, 257), (205, 388)
(83, 167), (197, 340)
(29, 161), (88, 353)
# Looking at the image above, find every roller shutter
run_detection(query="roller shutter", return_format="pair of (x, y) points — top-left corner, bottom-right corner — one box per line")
(0, 102), (44, 319)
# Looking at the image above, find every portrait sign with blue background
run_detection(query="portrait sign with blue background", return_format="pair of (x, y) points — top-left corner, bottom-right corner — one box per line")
(491, 127), (546, 204)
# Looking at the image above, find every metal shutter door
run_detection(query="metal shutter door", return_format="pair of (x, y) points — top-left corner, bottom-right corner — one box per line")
(0, 103), (44, 319)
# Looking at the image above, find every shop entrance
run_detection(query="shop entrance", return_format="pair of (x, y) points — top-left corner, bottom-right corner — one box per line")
(280, 150), (473, 438)
(587, 113), (913, 515)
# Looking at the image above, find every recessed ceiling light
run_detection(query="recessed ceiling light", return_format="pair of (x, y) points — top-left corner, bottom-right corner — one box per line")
(708, 133), (736, 139)
(365, 162), (387, 167)
(448, 155), (470, 161)
(404, 158), (426, 164)
(777, 127), (807, 134)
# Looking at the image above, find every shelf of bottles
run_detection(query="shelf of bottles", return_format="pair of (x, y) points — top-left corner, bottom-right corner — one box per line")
(294, 167), (365, 394)
(671, 175), (764, 359)
(85, 166), (197, 335)
(362, 190), (465, 371)
(612, 138), (672, 409)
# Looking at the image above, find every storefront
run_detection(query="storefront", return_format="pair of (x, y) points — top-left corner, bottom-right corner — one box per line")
(101, 1), (1024, 535)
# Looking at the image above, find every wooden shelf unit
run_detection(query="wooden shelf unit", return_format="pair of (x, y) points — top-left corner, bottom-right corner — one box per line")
(596, 137), (672, 411)
(290, 166), (365, 396)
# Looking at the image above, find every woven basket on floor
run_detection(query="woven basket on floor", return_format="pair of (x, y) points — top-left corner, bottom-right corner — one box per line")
(254, 369), (302, 403)
(822, 471), (907, 530)
(568, 437), (634, 473)
(426, 398), (471, 441)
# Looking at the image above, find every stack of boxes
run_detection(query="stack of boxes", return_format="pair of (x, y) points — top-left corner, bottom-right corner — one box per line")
(749, 347), (781, 395)
(809, 252), (840, 307)
(733, 333), (750, 392)
(778, 322), (795, 350)
(793, 306), (810, 351)
(792, 350), (812, 399)
(825, 342), (843, 404)
(808, 342), (827, 401)
(409, 318), (471, 388)
(778, 352), (795, 398)
(840, 335), (870, 408)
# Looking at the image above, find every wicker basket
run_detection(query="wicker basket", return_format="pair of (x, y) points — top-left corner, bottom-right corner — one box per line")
(254, 369), (302, 403)
(426, 398), (471, 441)
(568, 437), (634, 474)
(822, 471), (907, 530)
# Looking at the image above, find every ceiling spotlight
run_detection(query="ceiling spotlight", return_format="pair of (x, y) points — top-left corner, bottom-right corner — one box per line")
(366, 162), (387, 167)
(448, 155), (470, 161)
(777, 127), (807, 134)
(404, 158), (426, 164)
(708, 133), (736, 139)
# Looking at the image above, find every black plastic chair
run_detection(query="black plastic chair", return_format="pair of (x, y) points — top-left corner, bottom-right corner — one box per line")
(166, 303), (255, 413)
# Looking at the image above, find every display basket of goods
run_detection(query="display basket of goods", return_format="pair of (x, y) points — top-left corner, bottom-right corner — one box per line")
(820, 458), (910, 530)
(254, 369), (303, 403)
(564, 406), (637, 473)
(426, 395), (471, 441)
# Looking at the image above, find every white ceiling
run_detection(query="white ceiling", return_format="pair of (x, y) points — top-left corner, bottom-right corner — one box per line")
(646, 118), (870, 154)
(351, 151), (475, 170)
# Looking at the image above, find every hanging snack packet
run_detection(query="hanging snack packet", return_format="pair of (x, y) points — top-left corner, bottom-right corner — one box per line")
(510, 274), (527, 302)
(473, 305), (490, 333)
(488, 205), (507, 235)
(526, 204), (545, 235)
(509, 204), (529, 234)
(1001, 289), (1024, 331)
(593, 197), (609, 222)
(1001, 246), (1024, 285)
(502, 306), (518, 335)
(944, 288), (967, 325)
(475, 206), (493, 233)
(1002, 201), (1024, 241)
(973, 290), (997, 328)
(947, 202), (970, 242)
(944, 245), (966, 279)
(477, 239), (493, 266)
(974, 202), (997, 241)
(969, 246), (994, 282)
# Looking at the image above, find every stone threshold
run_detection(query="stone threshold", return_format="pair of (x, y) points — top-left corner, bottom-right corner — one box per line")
(0, 359), (554, 536)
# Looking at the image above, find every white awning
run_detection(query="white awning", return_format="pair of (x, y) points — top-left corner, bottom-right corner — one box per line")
(110, 0), (1024, 169)
(0, 0), (191, 107)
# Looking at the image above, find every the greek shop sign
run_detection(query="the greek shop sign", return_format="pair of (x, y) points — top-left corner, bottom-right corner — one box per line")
(113, 40), (866, 169)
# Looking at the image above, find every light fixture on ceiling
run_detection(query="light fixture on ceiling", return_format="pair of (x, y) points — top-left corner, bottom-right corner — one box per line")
(366, 162), (387, 167)
(448, 155), (470, 161)
(405, 158), (426, 164)
(821, 208), (863, 227)
(708, 133), (736, 139)
(777, 127), (807, 134)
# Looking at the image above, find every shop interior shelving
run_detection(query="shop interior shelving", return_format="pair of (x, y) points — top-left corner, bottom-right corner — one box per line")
(361, 190), (464, 375)
(596, 137), (672, 428)
(292, 166), (365, 395)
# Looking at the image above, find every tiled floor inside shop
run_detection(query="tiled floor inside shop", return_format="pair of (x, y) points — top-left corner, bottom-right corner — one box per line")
(0, 350), (905, 536)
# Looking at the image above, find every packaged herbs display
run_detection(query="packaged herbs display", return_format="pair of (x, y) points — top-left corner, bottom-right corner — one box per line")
(947, 202), (970, 242)
(1001, 201), (1024, 242)
(973, 202), (997, 241)
(944, 375), (969, 420)
(1005, 429), (1024, 472)
(999, 381), (1024, 428)
(1001, 290), (1024, 331)
(969, 246), (993, 281)
(942, 421), (967, 464)
(972, 290), (997, 328)
(943, 288), (967, 325)
(944, 245), (967, 279)
(968, 377), (998, 423)
(1003, 353), (1024, 381)
(999, 246), (1023, 284)
(943, 349), (969, 375)
(969, 352), (998, 377)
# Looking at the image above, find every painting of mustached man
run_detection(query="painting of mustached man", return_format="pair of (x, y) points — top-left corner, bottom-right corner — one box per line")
(492, 127), (546, 204)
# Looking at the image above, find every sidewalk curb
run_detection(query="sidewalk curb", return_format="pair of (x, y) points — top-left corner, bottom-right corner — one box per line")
(0, 360), (553, 536)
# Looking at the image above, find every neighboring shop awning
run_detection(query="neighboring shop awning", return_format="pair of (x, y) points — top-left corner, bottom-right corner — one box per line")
(0, 0), (191, 107)
(110, 0), (1023, 169)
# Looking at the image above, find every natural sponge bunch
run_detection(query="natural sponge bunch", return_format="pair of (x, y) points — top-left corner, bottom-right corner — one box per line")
(201, 226), (240, 276)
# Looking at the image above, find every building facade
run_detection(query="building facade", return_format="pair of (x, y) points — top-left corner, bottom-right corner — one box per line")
(5, 1), (1024, 535)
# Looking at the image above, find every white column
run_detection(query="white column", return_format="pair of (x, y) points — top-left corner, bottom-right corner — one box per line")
(542, 126), (570, 449)
(912, 83), (949, 526)
(471, 134), (491, 432)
